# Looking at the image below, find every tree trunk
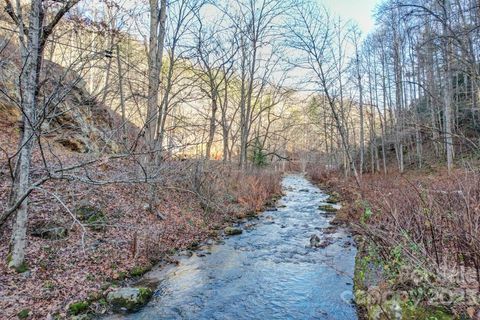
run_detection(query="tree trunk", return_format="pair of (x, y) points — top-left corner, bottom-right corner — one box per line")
(205, 90), (218, 160)
(8, 0), (43, 270)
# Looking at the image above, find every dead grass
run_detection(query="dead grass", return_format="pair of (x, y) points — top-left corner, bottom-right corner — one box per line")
(307, 164), (480, 315)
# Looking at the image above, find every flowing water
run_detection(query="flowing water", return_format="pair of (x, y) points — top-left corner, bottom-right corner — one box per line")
(119, 174), (357, 319)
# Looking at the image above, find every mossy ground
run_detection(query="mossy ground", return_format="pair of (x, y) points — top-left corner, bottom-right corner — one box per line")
(353, 240), (455, 320)
(17, 309), (30, 319)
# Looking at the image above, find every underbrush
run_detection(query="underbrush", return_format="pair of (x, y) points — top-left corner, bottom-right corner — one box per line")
(0, 157), (282, 319)
(307, 164), (480, 318)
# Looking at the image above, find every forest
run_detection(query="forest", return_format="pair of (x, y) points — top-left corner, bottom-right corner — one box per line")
(0, 0), (479, 319)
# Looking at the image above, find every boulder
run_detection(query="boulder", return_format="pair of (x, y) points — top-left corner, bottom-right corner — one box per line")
(107, 287), (153, 312)
(224, 227), (243, 236)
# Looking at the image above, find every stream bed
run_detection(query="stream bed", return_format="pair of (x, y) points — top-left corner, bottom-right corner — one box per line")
(117, 174), (357, 319)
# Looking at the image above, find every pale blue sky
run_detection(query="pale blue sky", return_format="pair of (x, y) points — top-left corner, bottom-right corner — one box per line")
(322, 0), (381, 35)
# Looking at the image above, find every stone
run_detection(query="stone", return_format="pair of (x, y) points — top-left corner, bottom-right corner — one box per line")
(325, 193), (340, 204)
(224, 227), (243, 236)
(342, 240), (353, 248)
(318, 204), (337, 213)
(107, 287), (153, 313)
(31, 225), (67, 240)
(76, 204), (103, 221)
(310, 234), (321, 247)
(244, 223), (256, 229)
(75, 204), (107, 231)
(310, 234), (332, 248)
(323, 226), (337, 234)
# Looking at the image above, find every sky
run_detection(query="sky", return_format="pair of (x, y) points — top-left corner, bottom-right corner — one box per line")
(322, 0), (381, 35)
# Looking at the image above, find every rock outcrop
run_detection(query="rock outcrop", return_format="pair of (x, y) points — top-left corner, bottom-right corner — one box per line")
(0, 36), (122, 153)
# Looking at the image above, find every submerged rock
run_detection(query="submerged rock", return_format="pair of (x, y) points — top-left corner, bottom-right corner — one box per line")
(107, 287), (153, 312)
(310, 234), (333, 248)
(323, 226), (337, 234)
(244, 223), (256, 229)
(266, 207), (278, 211)
(224, 227), (243, 236)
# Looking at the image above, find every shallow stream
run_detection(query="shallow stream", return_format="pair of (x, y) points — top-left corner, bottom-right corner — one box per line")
(119, 174), (357, 319)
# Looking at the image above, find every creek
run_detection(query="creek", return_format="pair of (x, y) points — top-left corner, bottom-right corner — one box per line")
(117, 174), (357, 319)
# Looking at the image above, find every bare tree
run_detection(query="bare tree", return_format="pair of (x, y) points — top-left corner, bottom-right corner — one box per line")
(287, 1), (361, 186)
(2, 0), (81, 269)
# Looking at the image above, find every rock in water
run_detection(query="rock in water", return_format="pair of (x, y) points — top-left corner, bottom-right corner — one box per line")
(318, 204), (337, 213)
(326, 193), (341, 204)
(310, 234), (332, 248)
(224, 227), (243, 235)
(224, 227), (243, 236)
(310, 234), (321, 247)
(107, 287), (153, 312)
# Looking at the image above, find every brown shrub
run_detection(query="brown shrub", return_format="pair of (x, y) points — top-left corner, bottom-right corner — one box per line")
(307, 164), (480, 306)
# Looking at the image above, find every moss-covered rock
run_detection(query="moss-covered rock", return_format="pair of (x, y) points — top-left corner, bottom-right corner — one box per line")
(76, 204), (103, 221)
(326, 193), (340, 204)
(224, 227), (243, 236)
(75, 204), (107, 231)
(318, 204), (337, 213)
(107, 287), (153, 312)
(130, 264), (152, 277)
(309, 234), (332, 248)
(68, 300), (90, 316)
(31, 224), (67, 240)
